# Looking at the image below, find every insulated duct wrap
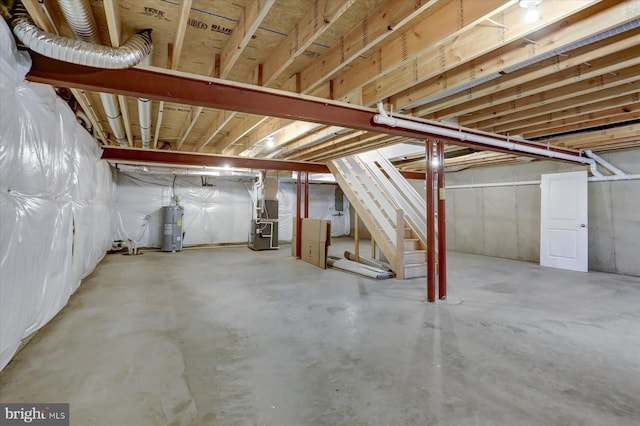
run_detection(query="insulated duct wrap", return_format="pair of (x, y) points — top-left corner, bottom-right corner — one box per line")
(11, 2), (152, 69)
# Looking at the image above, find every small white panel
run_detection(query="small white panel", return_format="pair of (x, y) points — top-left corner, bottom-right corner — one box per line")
(548, 229), (578, 259)
(549, 178), (577, 220)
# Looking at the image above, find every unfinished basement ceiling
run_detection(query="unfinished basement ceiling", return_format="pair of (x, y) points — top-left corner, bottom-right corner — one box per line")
(18, 0), (640, 171)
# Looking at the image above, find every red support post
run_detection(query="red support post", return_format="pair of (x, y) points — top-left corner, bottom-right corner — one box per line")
(437, 142), (447, 300)
(296, 172), (302, 258)
(304, 172), (310, 218)
(426, 140), (436, 302)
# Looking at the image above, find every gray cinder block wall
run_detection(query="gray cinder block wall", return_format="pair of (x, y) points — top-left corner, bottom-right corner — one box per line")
(408, 149), (640, 276)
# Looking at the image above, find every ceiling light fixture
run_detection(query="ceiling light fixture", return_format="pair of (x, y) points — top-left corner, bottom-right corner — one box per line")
(266, 137), (275, 148)
(520, 0), (542, 24)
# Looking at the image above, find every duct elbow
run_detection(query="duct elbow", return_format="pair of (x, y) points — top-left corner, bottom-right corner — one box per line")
(11, 2), (153, 69)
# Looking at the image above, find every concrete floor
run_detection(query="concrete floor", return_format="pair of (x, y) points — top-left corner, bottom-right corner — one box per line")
(1, 238), (639, 425)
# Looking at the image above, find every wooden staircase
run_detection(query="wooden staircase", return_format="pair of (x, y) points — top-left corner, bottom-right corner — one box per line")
(328, 151), (427, 279)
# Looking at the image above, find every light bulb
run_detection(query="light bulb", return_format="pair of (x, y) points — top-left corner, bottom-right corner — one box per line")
(524, 8), (540, 23)
(266, 137), (275, 148)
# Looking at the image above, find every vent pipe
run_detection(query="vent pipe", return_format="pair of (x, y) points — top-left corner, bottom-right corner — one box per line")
(138, 53), (152, 149)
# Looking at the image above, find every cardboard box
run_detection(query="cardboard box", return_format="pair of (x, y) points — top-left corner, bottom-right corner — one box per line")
(300, 218), (331, 269)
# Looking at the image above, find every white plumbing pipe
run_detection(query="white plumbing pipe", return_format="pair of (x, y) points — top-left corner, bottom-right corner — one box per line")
(138, 98), (151, 149)
(445, 174), (640, 189)
(374, 103), (603, 177)
(99, 93), (127, 146)
(584, 150), (626, 176)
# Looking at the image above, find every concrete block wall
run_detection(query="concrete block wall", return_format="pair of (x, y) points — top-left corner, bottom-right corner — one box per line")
(411, 149), (640, 276)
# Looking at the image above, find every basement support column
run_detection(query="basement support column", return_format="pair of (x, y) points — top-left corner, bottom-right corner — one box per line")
(426, 140), (436, 302)
(437, 142), (447, 300)
(304, 172), (310, 219)
(296, 172), (302, 258)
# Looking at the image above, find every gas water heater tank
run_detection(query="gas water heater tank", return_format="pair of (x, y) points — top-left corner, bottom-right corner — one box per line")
(161, 205), (184, 252)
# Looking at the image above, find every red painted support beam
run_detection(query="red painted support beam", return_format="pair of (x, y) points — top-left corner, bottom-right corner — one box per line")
(426, 140), (436, 303)
(296, 173), (302, 258)
(437, 142), (447, 300)
(25, 53), (585, 163)
(304, 172), (310, 218)
(101, 147), (330, 173)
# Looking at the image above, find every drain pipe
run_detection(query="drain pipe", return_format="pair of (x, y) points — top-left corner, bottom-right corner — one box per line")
(99, 92), (127, 146)
(374, 103), (603, 177)
(584, 150), (626, 176)
(138, 53), (153, 149)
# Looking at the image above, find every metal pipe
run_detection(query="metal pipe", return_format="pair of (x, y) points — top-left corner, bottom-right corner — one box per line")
(436, 142), (446, 300)
(585, 150), (626, 176)
(99, 92), (127, 146)
(138, 98), (152, 149)
(426, 140), (436, 303)
(445, 174), (640, 190)
(374, 103), (603, 177)
(304, 172), (309, 218)
(296, 172), (302, 258)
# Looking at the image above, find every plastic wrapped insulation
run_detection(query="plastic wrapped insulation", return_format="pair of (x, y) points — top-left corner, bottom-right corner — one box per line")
(0, 18), (112, 371)
(11, 2), (152, 69)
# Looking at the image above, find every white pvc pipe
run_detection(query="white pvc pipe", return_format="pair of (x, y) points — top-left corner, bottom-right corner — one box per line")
(99, 93), (127, 146)
(585, 150), (626, 176)
(138, 98), (151, 149)
(374, 103), (603, 177)
(445, 174), (640, 189)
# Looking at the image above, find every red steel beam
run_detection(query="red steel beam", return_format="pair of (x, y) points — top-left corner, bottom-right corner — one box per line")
(437, 142), (447, 300)
(25, 53), (584, 163)
(426, 140), (436, 303)
(304, 172), (310, 218)
(296, 173), (302, 258)
(101, 147), (330, 173)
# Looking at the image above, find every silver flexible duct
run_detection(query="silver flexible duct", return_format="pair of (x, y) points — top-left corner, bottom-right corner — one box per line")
(11, 1), (152, 69)
(57, 0), (98, 43)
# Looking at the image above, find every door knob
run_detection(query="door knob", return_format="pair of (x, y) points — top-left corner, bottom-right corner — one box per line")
(580, 224), (586, 227)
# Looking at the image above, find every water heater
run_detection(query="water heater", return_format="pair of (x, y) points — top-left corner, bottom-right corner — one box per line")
(161, 205), (184, 252)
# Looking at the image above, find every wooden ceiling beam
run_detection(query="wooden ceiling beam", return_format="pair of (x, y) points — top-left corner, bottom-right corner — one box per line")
(182, 0), (273, 150)
(462, 64), (640, 126)
(331, 0), (511, 101)
(244, 122), (326, 157)
(211, 1), (355, 156)
(438, 51), (640, 121)
(220, 0), (275, 79)
(153, 1), (192, 149)
(525, 111), (640, 139)
(258, 0), (356, 87)
(363, 0), (601, 107)
(268, 126), (351, 159)
(310, 136), (404, 162)
(547, 123), (640, 148)
(477, 85), (639, 131)
(413, 29), (640, 118)
(295, 133), (393, 161)
(285, 130), (368, 160)
(495, 92), (640, 134)
(298, 0), (440, 95)
(226, 118), (296, 156)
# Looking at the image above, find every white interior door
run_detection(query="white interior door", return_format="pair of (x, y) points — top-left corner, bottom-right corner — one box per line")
(540, 171), (588, 272)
